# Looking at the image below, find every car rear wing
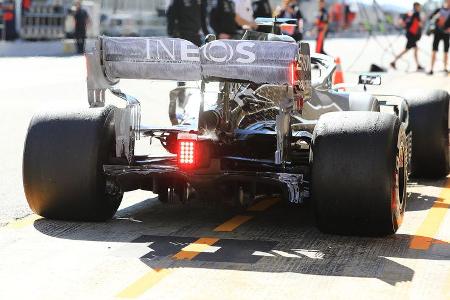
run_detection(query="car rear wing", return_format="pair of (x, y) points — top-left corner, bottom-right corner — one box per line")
(85, 36), (312, 164)
(86, 36), (308, 104)
(101, 37), (202, 81)
(200, 40), (299, 84)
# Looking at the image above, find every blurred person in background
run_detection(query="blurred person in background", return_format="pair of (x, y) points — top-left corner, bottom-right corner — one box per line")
(390, 2), (424, 72)
(73, 1), (90, 54)
(343, 0), (350, 29)
(329, 1), (342, 32)
(2, 0), (17, 40)
(233, 0), (258, 31)
(252, 0), (272, 18)
(166, 0), (209, 109)
(343, 0), (356, 30)
(428, 0), (450, 75)
(22, 0), (32, 14)
(315, 0), (329, 54)
(275, 0), (304, 41)
(166, 0), (209, 47)
(210, 0), (238, 39)
(252, 0), (272, 32)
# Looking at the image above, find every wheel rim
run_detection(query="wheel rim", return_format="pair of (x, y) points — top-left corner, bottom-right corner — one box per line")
(392, 143), (407, 230)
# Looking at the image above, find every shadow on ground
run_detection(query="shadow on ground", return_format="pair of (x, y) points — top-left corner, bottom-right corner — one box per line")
(33, 181), (449, 286)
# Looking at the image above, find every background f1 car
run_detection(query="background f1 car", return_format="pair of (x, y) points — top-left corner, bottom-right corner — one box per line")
(23, 26), (449, 236)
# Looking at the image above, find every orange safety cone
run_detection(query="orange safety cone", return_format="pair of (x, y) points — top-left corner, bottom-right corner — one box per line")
(333, 57), (345, 86)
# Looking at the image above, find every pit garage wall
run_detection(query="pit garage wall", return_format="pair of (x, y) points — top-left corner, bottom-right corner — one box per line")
(12, 0), (101, 39)
(99, 0), (166, 14)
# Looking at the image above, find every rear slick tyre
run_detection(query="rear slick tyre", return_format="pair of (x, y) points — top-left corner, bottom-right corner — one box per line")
(403, 90), (449, 178)
(312, 112), (407, 236)
(23, 106), (123, 221)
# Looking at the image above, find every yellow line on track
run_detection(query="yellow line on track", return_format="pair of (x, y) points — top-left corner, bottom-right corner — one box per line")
(172, 237), (220, 260)
(409, 178), (450, 250)
(6, 214), (42, 229)
(247, 197), (280, 212)
(116, 268), (172, 299)
(116, 196), (279, 297)
(213, 215), (253, 232)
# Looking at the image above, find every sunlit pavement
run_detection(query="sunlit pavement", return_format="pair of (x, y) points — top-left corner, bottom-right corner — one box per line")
(0, 36), (449, 299)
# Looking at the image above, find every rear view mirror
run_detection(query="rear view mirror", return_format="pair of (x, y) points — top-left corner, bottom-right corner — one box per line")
(358, 74), (381, 86)
(358, 74), (381, 91)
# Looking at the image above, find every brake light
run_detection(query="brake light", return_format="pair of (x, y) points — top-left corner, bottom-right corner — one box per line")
(177, 133), (199, 168)
(178, 140), (196, 166)
(289, 61), (298, 86)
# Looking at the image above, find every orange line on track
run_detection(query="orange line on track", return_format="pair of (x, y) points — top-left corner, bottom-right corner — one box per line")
(247, 197), (280, 212)
(409, 178), (450, 250)
(116, 268), (172, 298)
(115, 194), (279, 297)
(172, 237), (220, 260)
(213, 215), (253, 232)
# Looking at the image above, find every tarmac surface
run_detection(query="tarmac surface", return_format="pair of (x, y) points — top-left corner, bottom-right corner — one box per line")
(0, 35), (449, 299)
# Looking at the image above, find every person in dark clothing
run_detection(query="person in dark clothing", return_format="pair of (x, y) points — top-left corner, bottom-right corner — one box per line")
(252, 0), (271, 33)
(22, 0), (32, 13)
(315, 0), (329, 55)
(252, 0), (272, 18)
(428, 0), (450, 75)
(73, 1), (89, 54)
(276, 0), (304, 41)
(343, 1), (350, 29)
(390, 2), (424, 71)
(166, 0), (209, 46)
(210, 0), (238, 39)
(233, 0), (258, 32)
(2, 0), (17, 41)
(166, 0), (209, 114)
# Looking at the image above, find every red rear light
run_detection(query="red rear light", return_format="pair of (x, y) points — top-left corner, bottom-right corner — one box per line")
(289, 61), (298, 86)
(178, 140), (197, 167)
(177, 133), (199, 168)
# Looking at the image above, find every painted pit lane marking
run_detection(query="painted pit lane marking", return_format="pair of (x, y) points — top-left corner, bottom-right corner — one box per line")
(6, 214), (42, 229)
(116, 196), (281, 298)
(172, 237), (220, 260)
(128, 235), (279, 264)
(115, 235), (279, 298)
(410, 178), (450, 250)
(247, 197), (280, 212)
(126, 236), (323, 262)
(116, 268), (172, 299)
(213, 196), (281, 232)
(181, 242), (221, 253)
(213, 215), (253, 232)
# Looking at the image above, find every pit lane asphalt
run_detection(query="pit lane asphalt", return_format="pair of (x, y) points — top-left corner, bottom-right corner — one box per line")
(0, 36), (449, 299)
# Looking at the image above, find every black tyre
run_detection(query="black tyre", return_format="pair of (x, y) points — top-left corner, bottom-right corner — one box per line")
(23, 106), (123, 221)
(403, 90), (449, 178)
(158, 188), (170, 203)
(312, 112), (407, 236)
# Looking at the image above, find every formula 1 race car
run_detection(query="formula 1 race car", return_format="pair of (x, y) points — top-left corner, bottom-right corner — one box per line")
(23, 23), (449, 236)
